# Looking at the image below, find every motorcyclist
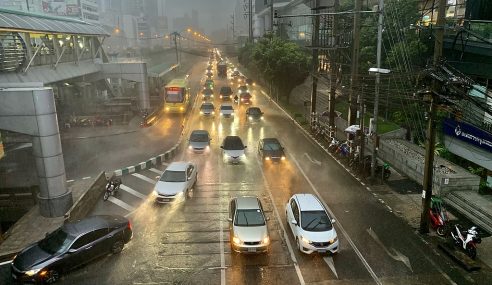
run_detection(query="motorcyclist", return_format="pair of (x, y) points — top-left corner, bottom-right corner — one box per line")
(234, 94), (239, 104)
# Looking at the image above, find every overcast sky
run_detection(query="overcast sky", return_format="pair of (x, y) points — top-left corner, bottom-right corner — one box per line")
(166, 0), (235, 34)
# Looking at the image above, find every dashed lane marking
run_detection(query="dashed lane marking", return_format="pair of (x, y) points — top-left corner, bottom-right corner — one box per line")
(132, 173), (156, 184)
(66, 179), (75, 183)
(119, 184), (146, 199)
(82, 176), (91, 180)
(107, 196), (135, 211)
(149, 168), (164, 175)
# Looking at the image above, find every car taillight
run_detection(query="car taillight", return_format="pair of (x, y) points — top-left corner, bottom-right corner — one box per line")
(127, 221), (132, 231)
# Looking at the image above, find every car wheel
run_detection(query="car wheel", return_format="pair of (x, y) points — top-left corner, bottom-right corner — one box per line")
(44, 270), (59, 284)
(111, 240), (124, 254)
(296, 238), (302, 252)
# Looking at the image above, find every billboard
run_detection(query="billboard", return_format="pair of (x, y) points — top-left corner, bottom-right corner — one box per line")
(443, 118), (492, 153)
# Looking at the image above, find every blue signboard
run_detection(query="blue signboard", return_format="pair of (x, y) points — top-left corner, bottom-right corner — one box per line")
(443, 118), (492, 153)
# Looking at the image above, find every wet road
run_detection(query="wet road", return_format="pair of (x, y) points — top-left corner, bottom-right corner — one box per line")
(3, 61), (489, 284)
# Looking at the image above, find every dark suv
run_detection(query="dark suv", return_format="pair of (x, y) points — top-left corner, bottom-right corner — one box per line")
(258, 138), (286, 163)
(11, 215), (132, 284)
(219, 86), (233, 100)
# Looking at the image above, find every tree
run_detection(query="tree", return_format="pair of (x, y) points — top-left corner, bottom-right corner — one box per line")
(239, 37), (310, 100)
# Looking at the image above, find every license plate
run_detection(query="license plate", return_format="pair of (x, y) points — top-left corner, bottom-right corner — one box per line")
(247, 248), (256, 252)
(162, 198), (170, 202)
(318, 249), (327, 253)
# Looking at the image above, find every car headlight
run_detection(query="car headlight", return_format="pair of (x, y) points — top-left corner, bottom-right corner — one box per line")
(25, 268), (42, 276)
(265, 157), (270, 160)
(260, 116), (264, 120)
(329, 237), (338, 244)
(180, 107), (184, 111)
(188, 145), (193, 149)
(262, 236), (270, 244)
(249, 116), (252, 120)
(200, 111), (203, 114)
(233, 236), (242, 245)
(220, 113), (223, 116)
(301, 236), (310, 244)
(165, 107), (170, 111)
(152, 189), (158, 196)
(281, 156), (286, 160)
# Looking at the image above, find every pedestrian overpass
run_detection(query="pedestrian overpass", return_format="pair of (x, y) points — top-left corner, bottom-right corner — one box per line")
(0, 8), (153, 217)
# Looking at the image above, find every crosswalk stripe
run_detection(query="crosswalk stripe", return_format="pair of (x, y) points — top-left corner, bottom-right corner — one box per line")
(132, 173), (156, 184)
(149, 168), (163, 175)
(107, 196), (135, 211)
(119, 184), (146, 199)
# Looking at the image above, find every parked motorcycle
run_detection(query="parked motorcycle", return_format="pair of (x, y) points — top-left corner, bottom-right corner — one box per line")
(328, 137), (340, 153)
(103, 178), (122, 201)
(429, 196), (449, 236)
(450, 224), (481, 259)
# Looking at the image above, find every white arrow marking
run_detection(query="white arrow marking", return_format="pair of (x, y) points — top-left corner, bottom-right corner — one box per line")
(323, 256), (338, 279)
(367, 227), (413, 272)
(303, 153), (322, 166)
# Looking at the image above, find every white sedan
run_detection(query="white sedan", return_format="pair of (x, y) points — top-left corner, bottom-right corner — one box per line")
(219, 104), (234, 118)
(285, 194), (338, 254)
(154, 162), (197, 203)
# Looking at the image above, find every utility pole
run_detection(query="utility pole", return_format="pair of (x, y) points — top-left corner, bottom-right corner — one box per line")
(419, 0), (446, 234)
(349, 0), (362, 127)
(370, 0), (384, 181)
(248, 0), (253, 42)
(270, 0), (274, 34)
(310, 0), (320, 128)
(231, 14), (235, 41)
(172, 32), (179, 66)
(328, 0), (340, 131)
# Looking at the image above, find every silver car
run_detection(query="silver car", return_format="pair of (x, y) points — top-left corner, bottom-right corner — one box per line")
(228, 196), (270, 253)
(188, 130), (211, 153)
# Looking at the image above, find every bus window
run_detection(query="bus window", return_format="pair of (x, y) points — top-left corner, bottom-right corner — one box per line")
(165, 88), (184, 103)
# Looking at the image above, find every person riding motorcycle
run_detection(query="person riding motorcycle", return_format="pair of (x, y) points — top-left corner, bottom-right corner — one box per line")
(234, 94), (239, 104)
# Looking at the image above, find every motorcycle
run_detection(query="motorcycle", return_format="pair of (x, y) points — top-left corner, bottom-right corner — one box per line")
(429, 196), (449, 236)
(450, 224), (481, 259)
(103, 178), (122, 201)
(328, 138), (340, 153)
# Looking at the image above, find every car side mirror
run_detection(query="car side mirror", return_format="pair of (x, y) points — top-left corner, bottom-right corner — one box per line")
(220, 146), (223, 149)
(244, 146), (247, 148)
(68, 249), (77, 254)
(227, 218), (233, 222)
(291, 219), (297, 225)
(331, 219), (336, 224)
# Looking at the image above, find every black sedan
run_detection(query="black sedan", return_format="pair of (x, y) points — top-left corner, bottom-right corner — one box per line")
(246, 107), (263, 121)
(258, 138), (286, 163)
(11, 215), (132, 284)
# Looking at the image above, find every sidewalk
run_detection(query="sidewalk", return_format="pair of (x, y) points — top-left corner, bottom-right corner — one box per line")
(60, 115), (142, 140)
(0, 178), (93, 262)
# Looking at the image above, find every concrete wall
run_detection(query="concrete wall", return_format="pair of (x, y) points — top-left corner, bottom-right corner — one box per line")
(64, 172), (107, 222)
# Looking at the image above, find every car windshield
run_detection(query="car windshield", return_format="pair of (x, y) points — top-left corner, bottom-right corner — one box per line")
(234, 209), (265, 226)
(38, 228), (74, 255)
(160, 170), (186, 182)
(264, 142), (281, 151)
(224, 137), (244, 150)
(201, 104), (214, 110)
(190, 133), (209, 142)
(220, 87), (232, 94)
(301, 211), (333, 232)
(221, 105), (233, 110)
(202, 89), (213, 94)
(248, 108), (261, 115)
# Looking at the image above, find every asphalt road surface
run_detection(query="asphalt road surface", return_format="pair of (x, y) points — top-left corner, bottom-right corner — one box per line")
(2, 61), (491, 285)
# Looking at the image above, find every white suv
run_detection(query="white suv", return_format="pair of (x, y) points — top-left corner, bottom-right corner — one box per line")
(285, 194), (338, 254)
(228, 196), (270, 253)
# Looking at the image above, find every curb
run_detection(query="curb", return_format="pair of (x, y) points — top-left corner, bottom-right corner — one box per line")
(111, 137), (184, 177)
(437, 242), (481, 272)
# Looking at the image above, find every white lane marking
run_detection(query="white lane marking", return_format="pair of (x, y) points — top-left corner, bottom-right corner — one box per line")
(303, 152), (322, 166)
(132, 173), (156, 184)
(107, 196), (135, 211)
(323, 256), (338, 279)
(0, 260), (12, 266)
(289, 154), (382, 285)
(367, 227), (413, 272)
(82, 176), (91, 180)
(66, 179), (75, 183)
(149, 168), (163, 175)
(119, 184), (146, 199)
(220, 219), (226, 285)
(257, 159), (305, 285)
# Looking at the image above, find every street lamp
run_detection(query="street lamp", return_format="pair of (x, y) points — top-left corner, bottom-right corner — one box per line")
(368, 67), (390, 182)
